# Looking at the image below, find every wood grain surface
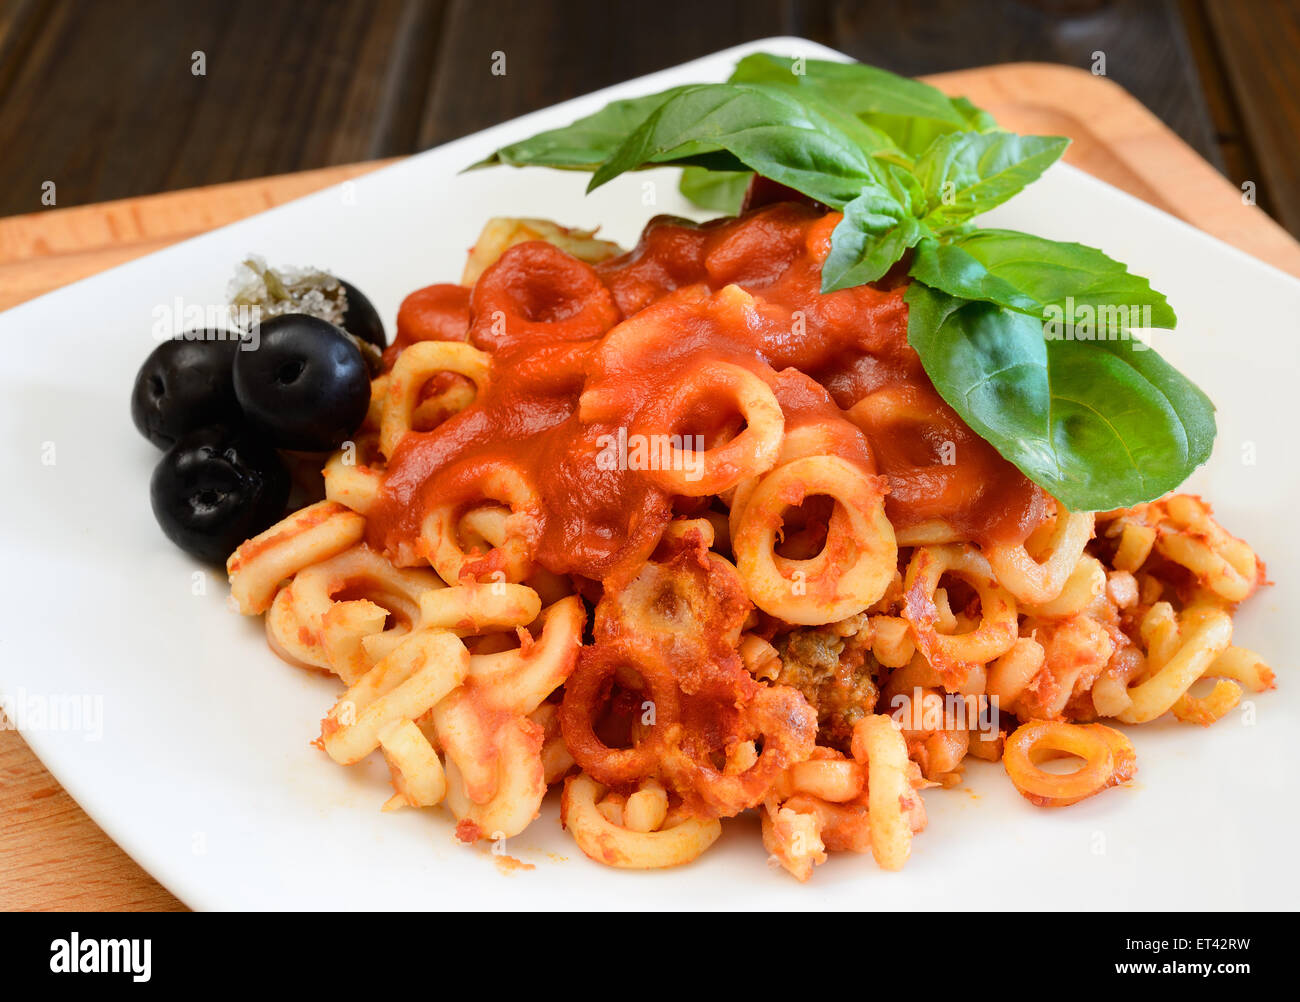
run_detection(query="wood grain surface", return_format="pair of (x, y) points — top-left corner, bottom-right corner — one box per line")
(3, 0), (1298, 236)
(1202, 0), (1300, 237)
(2, 61), (1298, 914)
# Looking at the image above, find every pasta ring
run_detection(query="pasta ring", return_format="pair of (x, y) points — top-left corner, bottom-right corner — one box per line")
(417, 460), (541, 584)
(1110, 519), (1157, 572)
(761, 802), (829, 882)
(362, 374), (389, 432)
(323, 433), (386, 516)
(1003, 720), (1136, 807)
(1154, 495), (1262, 603)
(661, 684), (816, 816)
(734, 455), (897, 625)
(559, 640), (682, 787)
(379, 340), (492, 459)
(726, 420), (857, 544)
(1018, 555), (1106, 619)
(468, 240), (620, 351)
(902, 544), (1019, 685)
(984, 510), (1094, 604)
(228, 500), (366, 615)
(622, 779), (670, 833)
(1172, 644), (1276, 725)
(264, 543), (443, 682)
(869, 615), (916, 669)
(893, 519), (964, 547)
(561, 772), (721, 869)
(633, 362), (783, 496)
(1116, 607), (1233, 723)
(460, 595), (585, 715)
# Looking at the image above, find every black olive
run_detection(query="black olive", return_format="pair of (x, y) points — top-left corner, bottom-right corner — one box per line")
(130, 332), (244, 449)
(232, 314), (370, 452)
(339, 279), (386, 348)
(150, 426), (290, 564)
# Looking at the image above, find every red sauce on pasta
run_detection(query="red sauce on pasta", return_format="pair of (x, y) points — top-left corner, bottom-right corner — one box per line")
(368, 203), (1048, 580)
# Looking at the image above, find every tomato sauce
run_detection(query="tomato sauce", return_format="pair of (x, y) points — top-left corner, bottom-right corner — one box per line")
(368, 203), (1048, 582)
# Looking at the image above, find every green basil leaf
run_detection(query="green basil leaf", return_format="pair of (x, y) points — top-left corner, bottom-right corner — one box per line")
(914, 132), (1070, 228)
(819, 161), (929, 292)
(678, 166), (751, 212)
(726, 54), (910, 155)
(949, 96), (998, 132)
(860, 97), (1002, 161)
(473, 86), (691, 170)
(730, 53), (996, 159)
(588, 83), (899, 211)
(858, 113), (973, 161)
(910, 230), (1177, 331)
(650, 150), (753, 172)
(905, 283), (1215, 510)
(731, 53), (967, 121)
(881, 161), (924, 217)
(823, 200), (925, 292)
(909, 236), (1040, 314)
(731, 53), (983, 127)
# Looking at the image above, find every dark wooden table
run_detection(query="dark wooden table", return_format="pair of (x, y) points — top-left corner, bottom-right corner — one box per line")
(0, 0), (1297, 237)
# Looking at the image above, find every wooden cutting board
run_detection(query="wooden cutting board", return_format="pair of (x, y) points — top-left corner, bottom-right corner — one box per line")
(2, 62), (1298, 914)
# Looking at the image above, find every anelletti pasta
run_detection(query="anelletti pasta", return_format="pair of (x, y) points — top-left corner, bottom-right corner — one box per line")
(224, 207), (1274, 882)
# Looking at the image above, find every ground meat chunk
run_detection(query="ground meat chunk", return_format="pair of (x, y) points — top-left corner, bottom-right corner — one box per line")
(772, 618), (879, 751)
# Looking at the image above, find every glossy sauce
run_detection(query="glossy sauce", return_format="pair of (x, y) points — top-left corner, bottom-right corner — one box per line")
(368, 204), (1048, 582)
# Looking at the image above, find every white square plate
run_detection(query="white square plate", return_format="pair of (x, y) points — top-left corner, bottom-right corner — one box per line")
(2, 37), (1297, 911)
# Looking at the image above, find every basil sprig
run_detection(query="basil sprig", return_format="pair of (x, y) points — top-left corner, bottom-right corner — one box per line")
(905, 285), (1212, 510)
(472, 53), (1215, 509)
